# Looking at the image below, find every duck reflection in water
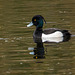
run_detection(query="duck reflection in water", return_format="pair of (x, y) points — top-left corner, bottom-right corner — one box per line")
(27, 15), (71, 59)
(29, 43), (45, 59)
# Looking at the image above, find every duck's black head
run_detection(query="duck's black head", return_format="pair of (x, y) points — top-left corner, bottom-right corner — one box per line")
(27, 15), (46, 28)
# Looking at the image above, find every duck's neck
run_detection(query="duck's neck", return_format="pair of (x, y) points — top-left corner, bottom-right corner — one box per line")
(35, 27), (43, 34)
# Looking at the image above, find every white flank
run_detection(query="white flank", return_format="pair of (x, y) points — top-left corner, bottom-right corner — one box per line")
(42, 31), (63, 43)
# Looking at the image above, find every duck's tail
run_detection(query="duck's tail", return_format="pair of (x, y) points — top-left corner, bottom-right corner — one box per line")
(62, 30), (71, 42)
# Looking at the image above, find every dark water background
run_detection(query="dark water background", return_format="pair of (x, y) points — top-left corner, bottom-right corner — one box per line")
(0, 0), (75, 75)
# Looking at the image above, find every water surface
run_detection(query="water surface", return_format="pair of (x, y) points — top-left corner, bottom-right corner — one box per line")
(0, 0), (75, 75)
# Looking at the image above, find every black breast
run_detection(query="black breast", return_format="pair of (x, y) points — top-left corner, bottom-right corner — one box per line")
(33, 28), (43, 43)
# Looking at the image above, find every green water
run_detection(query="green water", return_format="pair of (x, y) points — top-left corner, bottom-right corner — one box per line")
(0, 0), (75, 75)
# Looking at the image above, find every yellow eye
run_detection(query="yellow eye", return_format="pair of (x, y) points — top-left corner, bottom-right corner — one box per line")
(36, 56), (37, 59)
(34, 19), (36, 21)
